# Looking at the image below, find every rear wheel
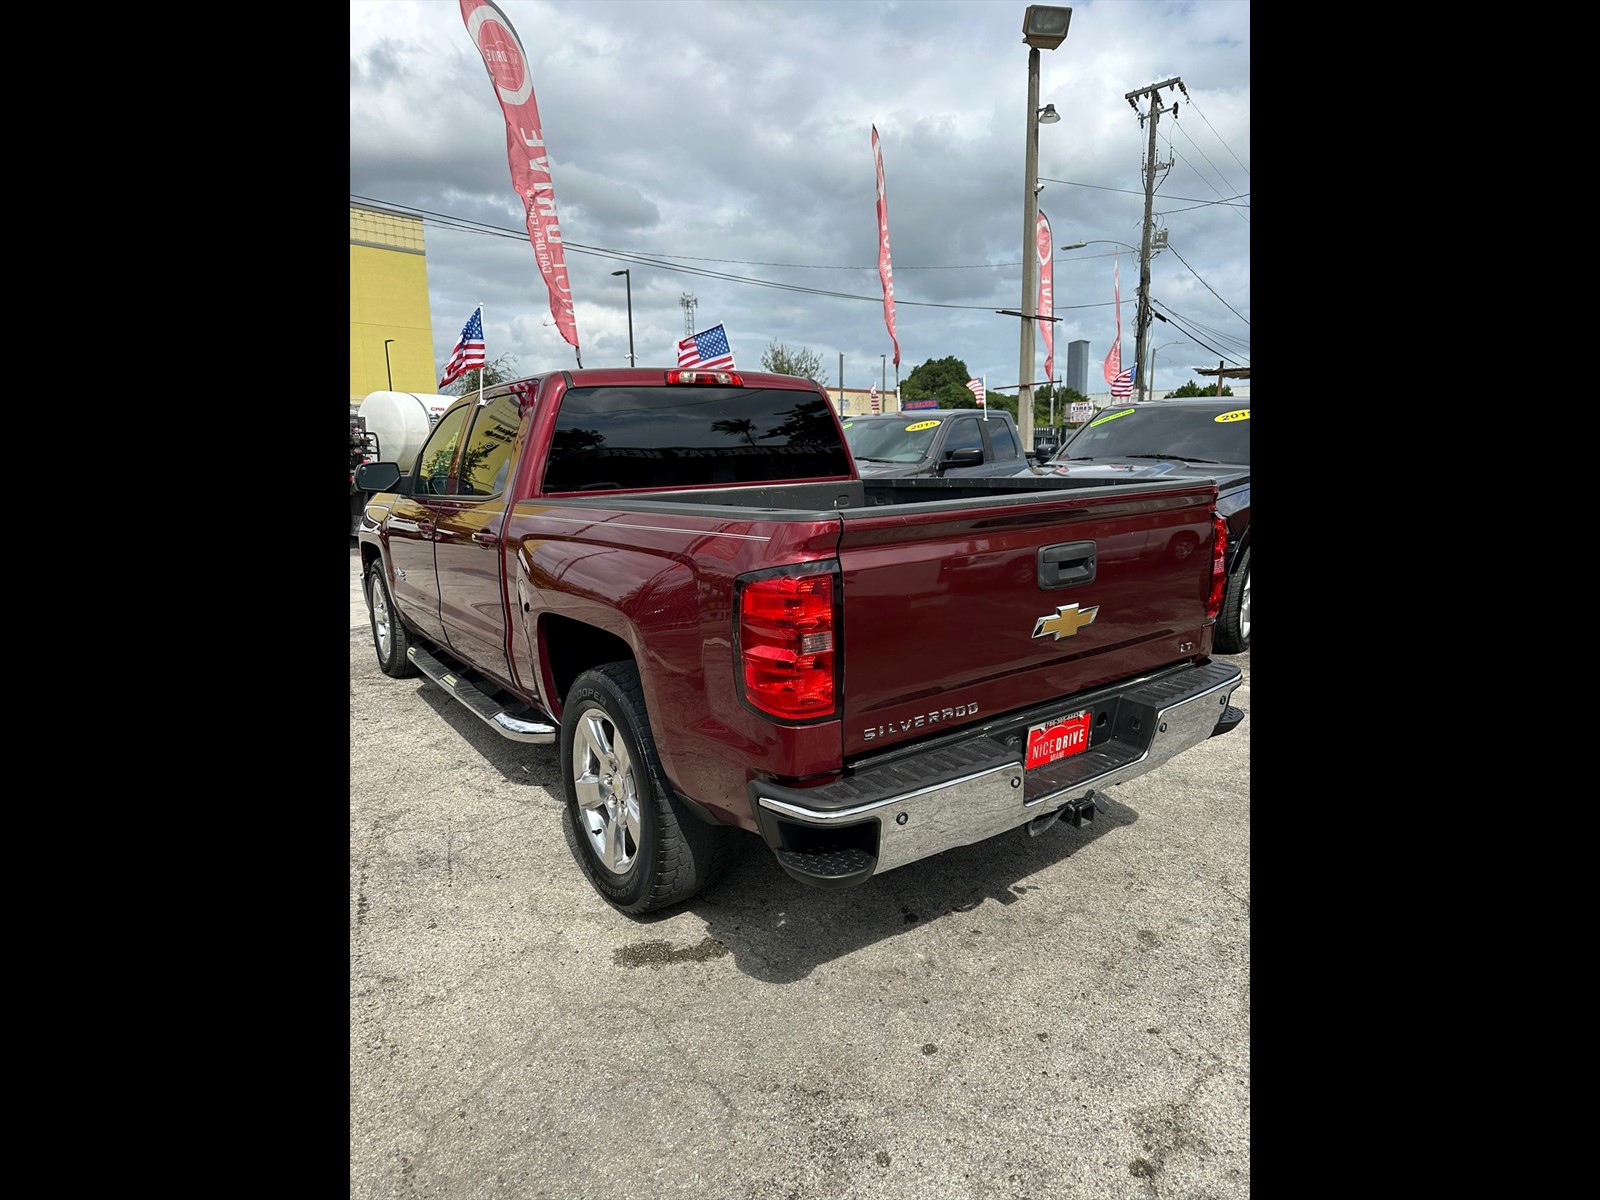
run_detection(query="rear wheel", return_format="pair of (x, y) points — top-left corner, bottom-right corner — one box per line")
(1215, 547), (1250, 654)
(366, 561), (418, 678)
(560, 661), (728, 914)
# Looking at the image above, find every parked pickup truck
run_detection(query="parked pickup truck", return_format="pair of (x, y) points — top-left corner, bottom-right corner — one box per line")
(354, 367), (1245, 914)
(843, 407), (1028, 478)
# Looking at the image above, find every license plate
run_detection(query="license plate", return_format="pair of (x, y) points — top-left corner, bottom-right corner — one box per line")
(1025, 709), (1092, 770)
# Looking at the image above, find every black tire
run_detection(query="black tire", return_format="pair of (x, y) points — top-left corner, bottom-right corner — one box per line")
(366, 560), (419, 679)
(1215, 546), (1250, 654)
(560, 661), (728, 914)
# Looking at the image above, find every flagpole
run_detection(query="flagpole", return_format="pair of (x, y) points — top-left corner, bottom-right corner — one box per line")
(477, 304), (485, 405)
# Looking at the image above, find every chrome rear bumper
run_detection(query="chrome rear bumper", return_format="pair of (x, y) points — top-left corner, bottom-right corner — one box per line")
(748, 659), (1244, 887)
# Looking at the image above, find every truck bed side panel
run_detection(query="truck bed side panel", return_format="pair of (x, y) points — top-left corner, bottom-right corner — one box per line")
(503, 500), (846, 828)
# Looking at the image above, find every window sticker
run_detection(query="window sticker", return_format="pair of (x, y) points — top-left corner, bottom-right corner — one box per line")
(842, 421), (853, 429)
(1214, 409), (1250, 423)
(1089, 409), (1134, 428)
(905, 420), (941, 432)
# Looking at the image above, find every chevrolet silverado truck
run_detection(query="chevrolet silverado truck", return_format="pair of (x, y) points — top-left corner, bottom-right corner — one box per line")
(354, 367), (1245, 914)
(843, 407), (1028, 478)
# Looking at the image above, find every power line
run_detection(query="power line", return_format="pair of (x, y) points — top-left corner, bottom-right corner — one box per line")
(1164, 243), (1251, 327)
(1034, 177), (1249, 207)
(1147, 304), (1244, 367)
(1168, 122), (1250, 227)
(353, 194), (1249, 349)
(1176, 82), (1250, 183)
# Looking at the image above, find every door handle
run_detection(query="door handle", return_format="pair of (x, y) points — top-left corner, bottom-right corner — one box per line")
(1038, 540), (1096, 589)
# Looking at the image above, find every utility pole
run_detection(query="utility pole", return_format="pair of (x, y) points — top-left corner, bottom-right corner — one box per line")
(1125, 77), (1179, 403)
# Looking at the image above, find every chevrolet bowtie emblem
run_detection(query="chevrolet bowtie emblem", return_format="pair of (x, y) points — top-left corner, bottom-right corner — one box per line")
(1032, 603), (1100, 640)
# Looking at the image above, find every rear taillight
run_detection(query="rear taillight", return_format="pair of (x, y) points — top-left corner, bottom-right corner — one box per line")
(1207, 513), (1229, 619)
(737, 570), (837, 720)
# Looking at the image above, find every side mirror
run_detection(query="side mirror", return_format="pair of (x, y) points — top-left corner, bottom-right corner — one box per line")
(354, 462), (402, 493)
(940, 447), (985, 472)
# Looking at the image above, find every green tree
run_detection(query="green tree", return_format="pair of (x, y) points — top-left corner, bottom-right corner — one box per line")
(1166, 380), (1234, 398)
(444, 353), (520, 396)
(760, 341), (827, 384)
(901, 356), (980, 409)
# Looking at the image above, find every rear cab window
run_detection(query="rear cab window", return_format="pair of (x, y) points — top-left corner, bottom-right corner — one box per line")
(543, 385), (852, 493)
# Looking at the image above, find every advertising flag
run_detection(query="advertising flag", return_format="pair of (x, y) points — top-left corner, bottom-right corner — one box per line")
(459, 0), (578, 354)
(677, 324), (735, 371)
(871, 126), (900, 369)
(439, 306), (486, 388)
(1103, 255), (1123, 386)
(1037, 209), (1054, 383)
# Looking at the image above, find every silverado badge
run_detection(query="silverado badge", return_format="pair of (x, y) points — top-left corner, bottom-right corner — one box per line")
(1032, 603), (1100, 640)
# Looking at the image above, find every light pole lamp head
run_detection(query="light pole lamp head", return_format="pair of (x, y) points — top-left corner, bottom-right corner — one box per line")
(1037, 103), (1060, 124)
(610, 269), (628, 278)
(1022, 5), (1072, 50)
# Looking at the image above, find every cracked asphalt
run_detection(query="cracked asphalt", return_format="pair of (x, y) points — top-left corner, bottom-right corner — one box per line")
(350, 545), (1250, 1199)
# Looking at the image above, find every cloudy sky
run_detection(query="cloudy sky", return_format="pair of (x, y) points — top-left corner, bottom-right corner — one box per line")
(349, 0), (1249, 399)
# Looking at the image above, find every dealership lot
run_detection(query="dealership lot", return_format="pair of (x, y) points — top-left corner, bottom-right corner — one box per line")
(349, 547), (1250, 1199)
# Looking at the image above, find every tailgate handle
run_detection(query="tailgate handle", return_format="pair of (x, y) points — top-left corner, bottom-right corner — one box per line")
(1038, 541), (1097, 589)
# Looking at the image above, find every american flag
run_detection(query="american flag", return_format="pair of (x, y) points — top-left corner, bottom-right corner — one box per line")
(439, 307), (486, 388)
(677, 323), (735, 371)
(1111, 367), (1134, 398)
(965, 378), (986, 407)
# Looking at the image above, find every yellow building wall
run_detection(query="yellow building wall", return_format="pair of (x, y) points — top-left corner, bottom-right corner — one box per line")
(350, 206), (435, 403)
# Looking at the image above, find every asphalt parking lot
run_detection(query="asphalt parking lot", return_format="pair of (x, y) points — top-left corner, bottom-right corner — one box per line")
(350, 545), (1250, 1199)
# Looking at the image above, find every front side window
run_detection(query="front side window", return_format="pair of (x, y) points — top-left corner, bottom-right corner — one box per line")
(414, 405), (470, 495)
(454, 393), (522, 497)
(544, 386), (851, 493)
(942, 417), (984, 459)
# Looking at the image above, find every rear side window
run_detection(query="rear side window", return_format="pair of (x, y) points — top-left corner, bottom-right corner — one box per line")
(988, 421), (1020, 460)
(543, 386), (852, 493)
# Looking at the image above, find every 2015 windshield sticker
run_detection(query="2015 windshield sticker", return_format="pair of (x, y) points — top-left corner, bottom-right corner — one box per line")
(842, 421), (853, 429)
(905, 420), (941, 431)
(1089, 409), (1134, 428)
(1214, 409), (1250, 423)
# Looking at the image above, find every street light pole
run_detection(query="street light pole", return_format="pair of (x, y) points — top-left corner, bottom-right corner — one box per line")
(1150, 340), (1182, 397)
(1016, 7), (1072, 454)
(383, 339), (395, 391)
(1018, 52), (1043, 453)
(610, 270), (635, 366)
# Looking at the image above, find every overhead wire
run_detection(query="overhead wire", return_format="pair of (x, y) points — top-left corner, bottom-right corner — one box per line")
(352, 194), (1248, 344)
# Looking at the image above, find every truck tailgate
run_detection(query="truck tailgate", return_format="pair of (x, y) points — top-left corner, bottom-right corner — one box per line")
(836, 481), (1218, 758)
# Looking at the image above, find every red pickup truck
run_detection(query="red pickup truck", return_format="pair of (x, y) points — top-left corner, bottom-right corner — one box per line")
(354, 367), (1244, 914)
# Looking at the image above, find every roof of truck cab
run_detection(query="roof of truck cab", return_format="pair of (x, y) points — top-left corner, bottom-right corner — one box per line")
(487, 367), (831, 391)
